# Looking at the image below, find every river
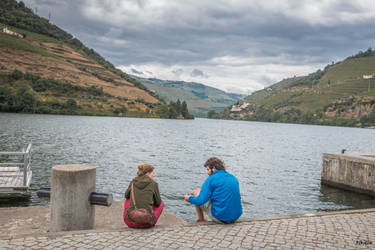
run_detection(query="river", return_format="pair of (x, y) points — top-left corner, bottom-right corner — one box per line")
(1, 112), (375, 221)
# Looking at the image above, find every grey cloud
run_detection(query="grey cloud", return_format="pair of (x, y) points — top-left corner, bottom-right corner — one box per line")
(172, 68), (184, 76)
(131, 68), (143, 75)
(27, 0), (375, 66)
(20, 1), (375, 92)
(260, 75), (274, 85)
(190, 69), (204, 77)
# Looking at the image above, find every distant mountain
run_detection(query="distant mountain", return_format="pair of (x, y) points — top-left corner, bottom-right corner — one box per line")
(134, 76), (245, 117)
(211, 48), (375, 127)
(0, 0), (193, 119)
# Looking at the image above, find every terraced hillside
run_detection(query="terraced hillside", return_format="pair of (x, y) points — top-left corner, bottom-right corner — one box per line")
(0, 0), (193, 118)
(212, 49), (375, 127)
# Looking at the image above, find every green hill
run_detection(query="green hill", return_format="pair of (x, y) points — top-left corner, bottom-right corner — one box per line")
(211, 48), (375, 127)
(134, 77), (245, 117)
(0, 0), (194, 119)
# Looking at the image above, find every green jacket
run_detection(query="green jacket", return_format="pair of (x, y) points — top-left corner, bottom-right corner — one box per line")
(125, 175), (161, 220)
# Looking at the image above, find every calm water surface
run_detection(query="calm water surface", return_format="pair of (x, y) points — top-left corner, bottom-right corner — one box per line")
(1, 113), (375, 221)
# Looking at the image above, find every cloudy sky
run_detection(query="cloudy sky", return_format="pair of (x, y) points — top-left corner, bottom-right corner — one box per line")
(21, 0), (375, 94)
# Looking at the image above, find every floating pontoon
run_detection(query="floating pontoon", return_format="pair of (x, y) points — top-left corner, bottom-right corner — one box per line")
(0, 144), (32, 195)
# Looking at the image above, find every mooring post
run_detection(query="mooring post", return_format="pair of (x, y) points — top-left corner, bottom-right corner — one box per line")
(51, 164), (96, 232)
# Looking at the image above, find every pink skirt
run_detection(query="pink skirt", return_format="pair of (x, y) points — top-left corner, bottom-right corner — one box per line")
(123, 199), (164, 228)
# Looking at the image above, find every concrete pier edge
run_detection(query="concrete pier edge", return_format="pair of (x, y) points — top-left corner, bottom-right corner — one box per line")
(2, 207), (375, 240)
(321, 152), (375, 196)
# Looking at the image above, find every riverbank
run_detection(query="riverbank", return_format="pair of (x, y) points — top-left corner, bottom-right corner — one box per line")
(1, 206), (374, 248)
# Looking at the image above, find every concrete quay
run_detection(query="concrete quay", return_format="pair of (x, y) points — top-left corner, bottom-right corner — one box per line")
(322, 153), (375, 197)
(1, 208), (374, 249)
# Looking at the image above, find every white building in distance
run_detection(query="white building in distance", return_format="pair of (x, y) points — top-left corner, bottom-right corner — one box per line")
(2, 27), (24, 38)
(231, 105), (242, 112)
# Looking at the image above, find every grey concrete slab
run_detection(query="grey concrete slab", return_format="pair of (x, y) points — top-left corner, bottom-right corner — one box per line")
(0, 201), (186, 239)
(1, 207), (375, 249)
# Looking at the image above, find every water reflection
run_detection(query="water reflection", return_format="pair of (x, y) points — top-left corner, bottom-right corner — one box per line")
(0, 193), (31, 207)
(318, 184), (375, 211)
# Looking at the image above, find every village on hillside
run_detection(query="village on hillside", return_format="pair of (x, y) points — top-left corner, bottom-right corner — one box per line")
(230, 102), (250, 112)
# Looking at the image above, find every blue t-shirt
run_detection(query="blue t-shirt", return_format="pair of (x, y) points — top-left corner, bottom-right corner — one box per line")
(188, 170), (242, 222)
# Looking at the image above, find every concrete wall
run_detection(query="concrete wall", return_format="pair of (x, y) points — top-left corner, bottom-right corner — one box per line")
(321, 153), (375, 196)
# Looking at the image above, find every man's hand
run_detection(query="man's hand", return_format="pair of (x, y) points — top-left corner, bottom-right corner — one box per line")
(184, 195), (190, 202)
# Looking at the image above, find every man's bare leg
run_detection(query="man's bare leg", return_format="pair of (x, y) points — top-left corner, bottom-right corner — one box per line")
(192, 188), (205, 221)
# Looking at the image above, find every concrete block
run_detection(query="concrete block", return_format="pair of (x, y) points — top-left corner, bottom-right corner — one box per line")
(51, 165), (96, 232)
(321, 153), (375, 196)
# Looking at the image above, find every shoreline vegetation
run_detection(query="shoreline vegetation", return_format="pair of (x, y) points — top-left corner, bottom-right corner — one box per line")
(208, 104), (375, 128)
(0, 69), (194, 119)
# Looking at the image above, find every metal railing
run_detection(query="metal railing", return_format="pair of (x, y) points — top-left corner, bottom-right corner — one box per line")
(0, 144), (32, 187)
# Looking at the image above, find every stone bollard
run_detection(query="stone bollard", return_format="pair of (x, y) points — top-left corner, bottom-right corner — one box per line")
(51, 165), (96, 232)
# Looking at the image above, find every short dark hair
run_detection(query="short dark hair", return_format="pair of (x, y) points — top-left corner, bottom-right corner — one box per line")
(204, 157), (225, 170)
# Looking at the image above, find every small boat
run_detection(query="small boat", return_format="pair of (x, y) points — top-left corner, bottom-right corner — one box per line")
(0, 144), (32, 198)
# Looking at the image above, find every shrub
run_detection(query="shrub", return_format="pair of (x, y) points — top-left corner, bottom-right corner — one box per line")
(207, 110), (217, 118)
(66, 98), (78, 110)
(0, 85), (16, 111)
(11, 69), (23, 80)
(136, 98), (145, 103)
(15, 85), (36, 112)
(31, 79), (49, 92)
(112, 106), (126, 115)
(25, 72), (41, 83)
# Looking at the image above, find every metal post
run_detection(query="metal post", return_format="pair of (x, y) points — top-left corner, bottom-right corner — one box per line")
(23, 144), (32, 186)
(23, 151), (27, 186)
(37, 188), (113, 206)
(369, 79), (371, 92)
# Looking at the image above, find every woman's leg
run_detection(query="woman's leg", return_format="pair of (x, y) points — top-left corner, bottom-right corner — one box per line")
(192, 188), (205, 222)
(152, 200), (164, 224)
(123, 199), (153, 229)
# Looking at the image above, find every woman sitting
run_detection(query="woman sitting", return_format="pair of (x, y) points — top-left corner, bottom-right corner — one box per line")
(123, 164), (164, 228)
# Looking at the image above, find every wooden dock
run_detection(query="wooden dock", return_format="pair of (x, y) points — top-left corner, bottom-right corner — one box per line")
(0, 144), (32, 193)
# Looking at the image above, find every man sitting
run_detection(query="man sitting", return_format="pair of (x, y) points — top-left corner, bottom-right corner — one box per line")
(184, 157), (242, 223)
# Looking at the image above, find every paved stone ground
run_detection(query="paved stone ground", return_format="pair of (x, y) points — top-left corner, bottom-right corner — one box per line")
(0, 209), (374, 249)
(0, 202), (186, 239)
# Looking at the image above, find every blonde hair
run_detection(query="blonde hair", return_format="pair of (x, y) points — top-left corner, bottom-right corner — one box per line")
(137, 163), (154, 177)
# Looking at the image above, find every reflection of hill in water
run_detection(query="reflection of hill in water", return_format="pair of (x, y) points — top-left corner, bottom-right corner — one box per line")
(318, 184), (375, 211)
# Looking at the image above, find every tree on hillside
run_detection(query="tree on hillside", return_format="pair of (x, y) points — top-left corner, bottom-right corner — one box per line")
(181, 101), (189, 118)
(0, 85), (16, 111)
(156, 103), (169, 118)
(207, 110), (217, 118)
(66, 98), (78, 110)
(176, 99), (182, 115)
(15, 85), (36, 112)
(155, 100), (193, 119)
(11, 69), (23, 80)
(168, 101), (179, 118)
(349, 47), (373, 59)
